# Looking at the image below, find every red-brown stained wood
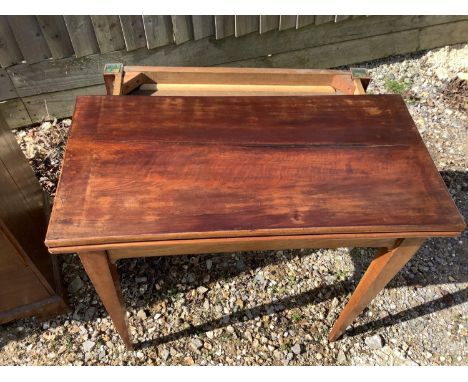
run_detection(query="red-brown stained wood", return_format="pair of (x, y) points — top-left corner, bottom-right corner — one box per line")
(46, 95), (465, 249)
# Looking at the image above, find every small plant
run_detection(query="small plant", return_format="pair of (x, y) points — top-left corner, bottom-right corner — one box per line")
(335, 269), (349, 281)
(384, 79), (409, 94)
(167, 288), (182, 302)
(291, 312), (303, 322)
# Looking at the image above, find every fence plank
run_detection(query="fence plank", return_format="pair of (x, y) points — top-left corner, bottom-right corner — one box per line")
(90, 15), (126, 53)
(143, 16), (173, 49)
(214, 16), (235, 39)
(36, 16), (74, 59)
(260, 16), (279, 34)
(192, 16), (214, 40)
(279, 16), (297, 31)
(235, 16), (259, 37)
(0, 68), (18, 101)
(23, 84), (106, 123)
(297, 16), (316, 29)
(171, 16), (193, 45)
(224, 29), (421, 68)
(0, 16), (24, 67)
(119, 16), (146, 51)
(8, 16), (468, 98)
(7, 16), (51, 64)
(315, 16), (335, 25)
(0, 98), (32, 129)
(335, 16), (352, 22)
(63, 16), (99, 58)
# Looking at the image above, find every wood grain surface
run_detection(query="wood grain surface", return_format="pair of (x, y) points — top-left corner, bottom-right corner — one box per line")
(45, 95), (465, 248)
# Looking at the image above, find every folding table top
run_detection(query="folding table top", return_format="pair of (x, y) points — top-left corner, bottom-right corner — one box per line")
(45, 95), (465, 249)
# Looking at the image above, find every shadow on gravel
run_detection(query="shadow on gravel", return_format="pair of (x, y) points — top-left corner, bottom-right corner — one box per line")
(1, 171), (466, 350)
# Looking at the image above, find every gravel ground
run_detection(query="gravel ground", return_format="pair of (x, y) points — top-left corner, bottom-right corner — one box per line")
(0, 44), (467, 366)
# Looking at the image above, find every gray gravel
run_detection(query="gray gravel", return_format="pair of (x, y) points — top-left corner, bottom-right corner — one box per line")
(0, 43), (466, 365)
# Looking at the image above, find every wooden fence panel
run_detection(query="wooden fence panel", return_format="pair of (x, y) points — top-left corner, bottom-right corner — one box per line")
(260, 16), (279, 34)
(315, 16), (335, 25)
(192, 16), (214, 40)
(215, 16), (235, 39)
(119, 16), (146, 51)
(36, 16), (74, 59)
(297, 16), (316, 29)
(90, 15), (126, 53)
(172, 16), (193, 45)
(143, 16), (173, 49)
(0, 68), (18, 101)
(235, 16), (259, 37)
(7, 16), (51, 64)
(0, 16), (23, 67)
(279, 16), (297, 31)
(0, 99), (32, 128)
(63, 16), (99, 58)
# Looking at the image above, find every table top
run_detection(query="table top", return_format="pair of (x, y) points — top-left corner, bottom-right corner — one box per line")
(45, 95), (465, 249)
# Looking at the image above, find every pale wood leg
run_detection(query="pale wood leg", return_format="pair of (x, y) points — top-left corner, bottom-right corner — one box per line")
(328, 237), (425, 341)
(78, 251), (133, 350)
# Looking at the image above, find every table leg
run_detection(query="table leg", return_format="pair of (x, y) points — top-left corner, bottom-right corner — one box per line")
(78, 251), (133, 350)
(328, 237), (425, 341)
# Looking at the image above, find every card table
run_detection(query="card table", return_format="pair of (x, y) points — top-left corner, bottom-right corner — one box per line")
(46, 95), (465, 350)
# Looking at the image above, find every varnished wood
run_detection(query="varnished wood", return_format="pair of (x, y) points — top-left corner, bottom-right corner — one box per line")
(45, 79), (464, 348)
(46, 95), (465, 249)
(104, 237), (400, 261)
(328, 238), (426, 341)
(47, 231), (460, 255)
(78, 251), (133, 350)
(119, 65), (359, 95)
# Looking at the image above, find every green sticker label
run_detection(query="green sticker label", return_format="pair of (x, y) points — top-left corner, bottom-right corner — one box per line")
(104, 63), (123, 74)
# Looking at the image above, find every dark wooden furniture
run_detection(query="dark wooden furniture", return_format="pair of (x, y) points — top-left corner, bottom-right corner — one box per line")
(45, 93), (464, 350)
(0, 113), (67, 324)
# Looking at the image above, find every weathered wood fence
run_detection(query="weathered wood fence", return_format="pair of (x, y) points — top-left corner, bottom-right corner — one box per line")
(0, 15), (467, 129)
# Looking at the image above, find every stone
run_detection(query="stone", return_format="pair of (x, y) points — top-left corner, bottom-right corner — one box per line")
(337, 349), (347, 364)
(84, 306), (97, 321)
(206, 331), (214, 339)
(365, 334), (384, 349)
(206, 260), (213, 270)
(235, 298), (244, 309)
(236, 259), (246, 271)
(161, 349), (170, 361)
(197, 286), (209, 295)
(83, 340), (95, 352)
(226, 325), (235, 334)
(68, 276), (84, 293)
(273, 349), (282, 360)
(190, 338), (204, 351)
(184, 356), (195, 365)
(291, 343), (303, 355)
(254, 274), (265, 284)
(137, 309), (147, 320)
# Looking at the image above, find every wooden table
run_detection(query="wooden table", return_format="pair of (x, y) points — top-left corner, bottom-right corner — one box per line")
(46, 95), (465, 350)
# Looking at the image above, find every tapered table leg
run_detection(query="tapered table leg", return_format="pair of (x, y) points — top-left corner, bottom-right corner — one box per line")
(328, 237), (425, 341)
(79, 251), (133, 350)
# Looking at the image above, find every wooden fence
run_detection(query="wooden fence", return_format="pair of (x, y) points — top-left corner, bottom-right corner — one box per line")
(0, 15), (467, 129)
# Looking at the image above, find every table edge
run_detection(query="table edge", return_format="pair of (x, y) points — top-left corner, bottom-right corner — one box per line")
(46, 228), (464, 254)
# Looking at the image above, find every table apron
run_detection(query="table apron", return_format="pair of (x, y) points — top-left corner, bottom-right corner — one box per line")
(103, 236), (403, 262)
